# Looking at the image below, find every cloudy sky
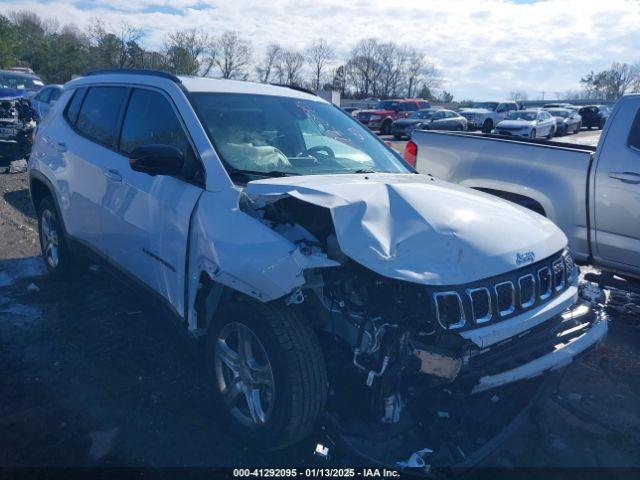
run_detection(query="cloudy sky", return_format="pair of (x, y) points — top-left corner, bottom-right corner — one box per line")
(1, 0), (639, 100)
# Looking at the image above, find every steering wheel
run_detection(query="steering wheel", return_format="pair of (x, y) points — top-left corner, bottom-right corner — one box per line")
(305, 145), (336, 161)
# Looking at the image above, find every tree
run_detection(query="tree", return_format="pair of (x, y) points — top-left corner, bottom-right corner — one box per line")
(305, 38), (333, 91)
(439, 90), (454, 103)
(214, 31), (251, 79)
(0, 15), (17, 68)
(255, 43), (282, 83)
(346, 38), (383, 97)
(509, 90), (529, 102)
(162, 28), (214, 76)
(278, 50), (305, 86)
(580, 63), (639, 100)
(330, 64), (346, 94)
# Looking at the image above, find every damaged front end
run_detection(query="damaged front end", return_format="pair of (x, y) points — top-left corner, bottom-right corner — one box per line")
(236, 176), (606, 406)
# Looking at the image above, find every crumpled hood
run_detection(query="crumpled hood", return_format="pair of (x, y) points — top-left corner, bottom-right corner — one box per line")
(245, 173), (566, 286)
(497, 119), (534, 128)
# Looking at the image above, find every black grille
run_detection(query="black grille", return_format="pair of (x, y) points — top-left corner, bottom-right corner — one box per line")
(538, 267), (552, 299)
(430, 250), (572, 331)
(469, 288), (491, 322)
(495, 282), (515, 315)
(519, 274), (535, 308)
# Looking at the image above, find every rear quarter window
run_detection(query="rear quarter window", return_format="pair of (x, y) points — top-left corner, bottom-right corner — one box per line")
(64, 87), (87, 125)
(75, 86), (128, 147)
(628, 109), (640, 151)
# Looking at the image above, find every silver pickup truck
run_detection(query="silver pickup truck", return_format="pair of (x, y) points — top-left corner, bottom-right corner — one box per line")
(408, 94), (640, 281)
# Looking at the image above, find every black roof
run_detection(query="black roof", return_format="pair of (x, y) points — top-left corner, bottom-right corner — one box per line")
(85, 69), (182, 84)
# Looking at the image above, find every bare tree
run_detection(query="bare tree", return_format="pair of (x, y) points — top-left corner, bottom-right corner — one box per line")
(581, 62), (639, 100)
(162, 28), (214, 76)
(404, 49), (440, 98)
(509, 90), (529, 102)
(346, 38), (383, 97)
(214, 31), (251, 79)
(88, 19), (144, 68)
(305, 38), (333, 91)
(278, 50), (305, 85)
(256, 43), (282, 83)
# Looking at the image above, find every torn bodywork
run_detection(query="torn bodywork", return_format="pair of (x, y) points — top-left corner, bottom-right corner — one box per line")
(188, 173), (606, 425)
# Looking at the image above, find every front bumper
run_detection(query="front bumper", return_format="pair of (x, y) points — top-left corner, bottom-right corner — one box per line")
(462, 301), (606, 393)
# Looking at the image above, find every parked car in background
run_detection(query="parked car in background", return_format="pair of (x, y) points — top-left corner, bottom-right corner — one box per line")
(341, 106), (360, 117)
(409, 93), (640, 280)
(32, 84), (63, 119)
(392, 108), (466, 139)
(495, 109), (556, 138)
(579, 105), (611, 129)
(542, 103), (575, 109)
(0, 70), (45, 97)
(544, 107), (582, 135)
(0, 96), (38, 160)
(458, 101), (519, 133)
(356, 99), (431, 134)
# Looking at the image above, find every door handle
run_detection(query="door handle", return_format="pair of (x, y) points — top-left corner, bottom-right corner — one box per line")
(55, 142), (67, 153)
(608, 171), (640, 184)
(102, 168), (122, 182)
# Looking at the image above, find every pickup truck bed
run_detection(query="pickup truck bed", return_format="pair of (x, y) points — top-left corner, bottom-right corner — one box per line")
(411, 92), (640, 280)
(414, 131), (596, 263)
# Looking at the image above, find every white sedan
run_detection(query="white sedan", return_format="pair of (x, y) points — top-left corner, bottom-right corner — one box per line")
(494, 110), (556, 139)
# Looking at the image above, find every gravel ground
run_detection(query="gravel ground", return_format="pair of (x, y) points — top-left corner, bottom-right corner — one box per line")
(1, 135), (639, 473)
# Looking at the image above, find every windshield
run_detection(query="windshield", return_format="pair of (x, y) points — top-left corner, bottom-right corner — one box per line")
(0, 73), (44, 91)
(506, 111), (538, 121)
(190, 93), (410, 178)
(409, 110), (436, 120)
(372, 100), (399, 110)
(547, 109), (568, 117)
(471, 102), (498, 111)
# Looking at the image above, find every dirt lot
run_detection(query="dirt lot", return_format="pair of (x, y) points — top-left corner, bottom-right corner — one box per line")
(1, 132), (640, 474)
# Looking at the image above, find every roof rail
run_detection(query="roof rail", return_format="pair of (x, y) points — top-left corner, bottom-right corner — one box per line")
(85, 69), (182, 84)
(270, 83), (317, 96)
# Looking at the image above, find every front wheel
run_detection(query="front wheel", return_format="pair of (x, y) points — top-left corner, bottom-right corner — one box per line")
(37, 196), (76, 277)
(205, 301), (328, 450)
(481, 119), (493, 133)
(547, 127), (555, 139)
(380, 120), (392, 135)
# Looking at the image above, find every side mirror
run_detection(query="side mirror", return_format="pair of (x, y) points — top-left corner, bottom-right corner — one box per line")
(129, 144), (184, 176)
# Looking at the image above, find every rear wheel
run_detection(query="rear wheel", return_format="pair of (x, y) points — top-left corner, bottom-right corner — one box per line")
(205, 301), (327, 450)
(381, 120), (392, 135)
(37, 196), (76, 277)
(481, 119), (493, 133)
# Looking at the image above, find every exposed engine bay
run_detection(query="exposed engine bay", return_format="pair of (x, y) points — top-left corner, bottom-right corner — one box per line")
(239, 191), (604, 430)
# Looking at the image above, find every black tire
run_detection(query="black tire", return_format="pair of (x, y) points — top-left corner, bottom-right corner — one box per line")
(547, 127), (555, 139)
(205, 300), (327, 450)
(393, 134), (402, 140)
(481, 119), (493, 133)
(574, 122), (581, 133)
(599, 118), (605, 130)
(587, 125), (592, 130)
(381, 120), (392, 135)
(37, 196), (76, 277)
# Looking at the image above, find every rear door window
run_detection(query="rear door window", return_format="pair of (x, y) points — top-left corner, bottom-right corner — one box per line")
(49, 88), (61, 103)
(75, 86), (128, 147)
(119, 88), (197, 172)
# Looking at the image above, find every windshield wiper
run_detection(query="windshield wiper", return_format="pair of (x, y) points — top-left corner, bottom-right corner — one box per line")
(352, 169), (378, 174)
(229, 169), (293, 180)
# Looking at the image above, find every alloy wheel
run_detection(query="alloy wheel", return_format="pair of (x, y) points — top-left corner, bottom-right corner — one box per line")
(40, 209), (60, 269)
(215, 322), (275, 427)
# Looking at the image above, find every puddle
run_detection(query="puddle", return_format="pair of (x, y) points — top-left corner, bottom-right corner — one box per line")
(0, 256), (46, 287)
